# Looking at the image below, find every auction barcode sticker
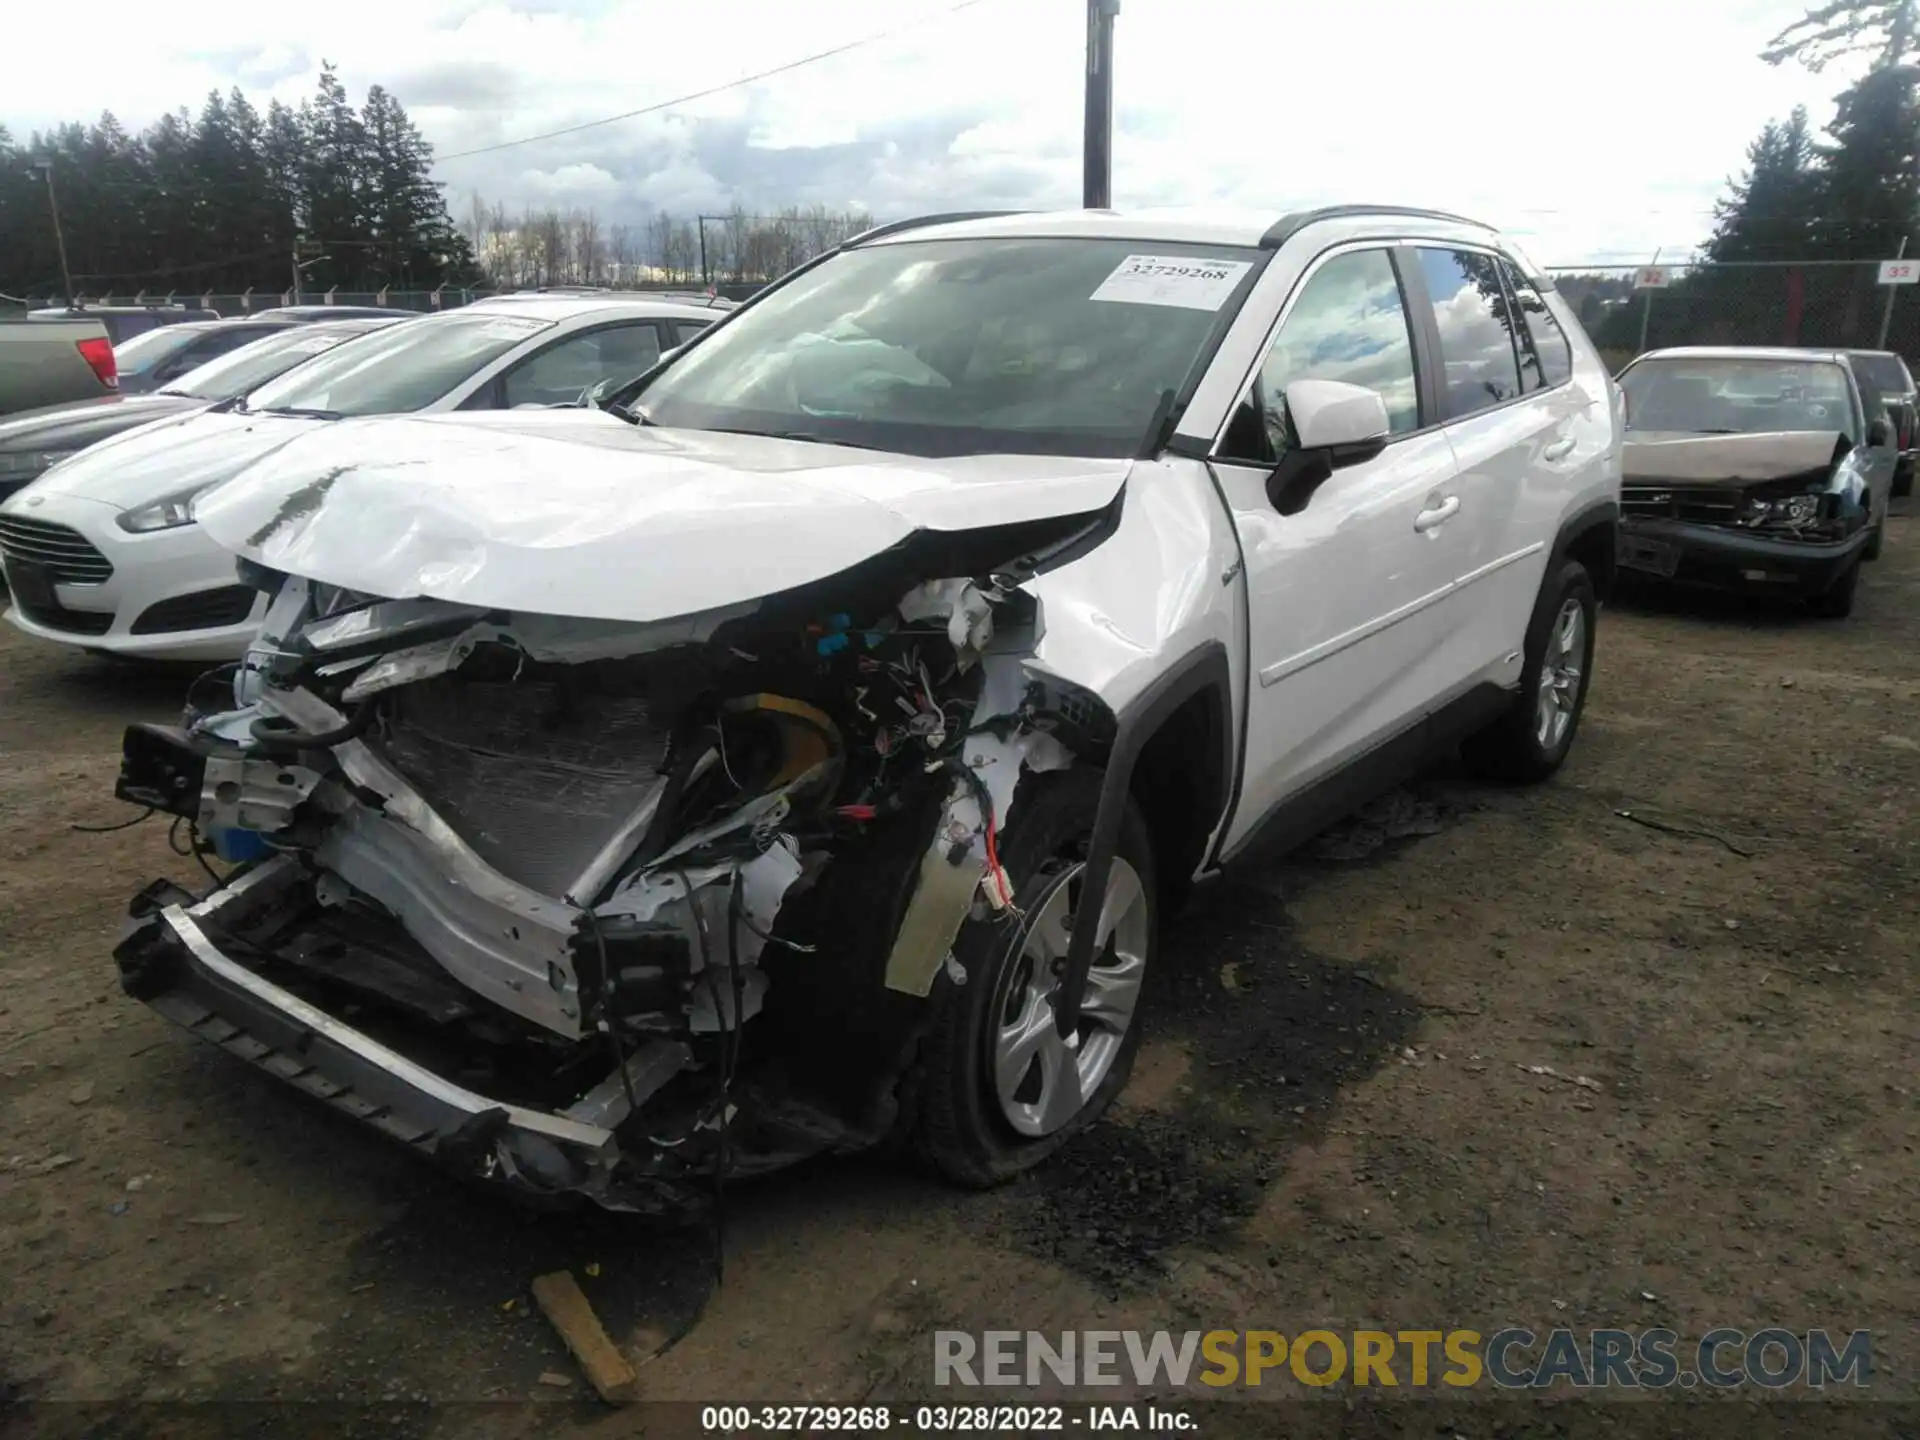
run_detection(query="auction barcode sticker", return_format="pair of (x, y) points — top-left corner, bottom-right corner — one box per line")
(1090, 254), (1253, 311)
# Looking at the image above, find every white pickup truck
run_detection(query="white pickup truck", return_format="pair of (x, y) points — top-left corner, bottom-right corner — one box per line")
(105, 205), (1622, 1214)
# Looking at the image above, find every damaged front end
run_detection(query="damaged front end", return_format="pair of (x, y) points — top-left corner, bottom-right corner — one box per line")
(112, 536), (1105, 1213)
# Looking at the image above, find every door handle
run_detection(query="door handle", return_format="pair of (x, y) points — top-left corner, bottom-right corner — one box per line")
(1413, 495), (1460, 532)
(1543, 437), (1576, 462)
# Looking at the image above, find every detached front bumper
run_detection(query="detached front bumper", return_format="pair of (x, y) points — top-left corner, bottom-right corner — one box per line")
(1618, 515), (1867, 595)
(112, 858), (659, 1210)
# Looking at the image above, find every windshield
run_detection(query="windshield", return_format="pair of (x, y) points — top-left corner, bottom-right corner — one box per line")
(1621, 358), (1855, 436)
(165, 324), (392, 401)
(113, 326), (205, 379)
(243, 312), (550, 417)
(633, 237), (1263, 457)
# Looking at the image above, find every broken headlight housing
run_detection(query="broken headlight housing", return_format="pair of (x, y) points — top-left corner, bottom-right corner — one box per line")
(1737, 489), (1827, 531)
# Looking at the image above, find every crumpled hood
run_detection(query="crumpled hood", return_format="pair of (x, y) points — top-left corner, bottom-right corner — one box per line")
(9, 408), (322, 509)
(0, 393), (205, 456)
(1624, 429), (1845, 485)
(194, 409), (1134, 622)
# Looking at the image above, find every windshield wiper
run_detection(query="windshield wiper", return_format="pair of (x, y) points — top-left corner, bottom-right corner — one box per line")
(607, 402), (656, 427)
(704, 426), (885, 452)
(252, 405), (344, 421)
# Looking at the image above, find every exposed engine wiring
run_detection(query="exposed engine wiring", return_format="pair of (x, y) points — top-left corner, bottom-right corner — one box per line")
(581, 909), (640, 1117)
(675, 864), (733, 1286)
(71, 807), (155, 834)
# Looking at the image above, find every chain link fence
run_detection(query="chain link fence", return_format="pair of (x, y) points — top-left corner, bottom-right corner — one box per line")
(11, 261), (1917, 375)
(0, 280), (765, 321)
(1546, 260), (1916, 372)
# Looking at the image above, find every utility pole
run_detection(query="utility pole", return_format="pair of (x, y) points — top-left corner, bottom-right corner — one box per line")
(1877, 234), (1909, 348)
(291, 248), (329, 307)
(1083, 0), (1119, 209)
(29, 156), (74, 307)
(1637, 247), (1662, 355)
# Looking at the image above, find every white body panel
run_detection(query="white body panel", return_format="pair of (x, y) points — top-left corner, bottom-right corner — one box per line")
(196, 411), (1133, 622)
(1215, 431), (1469, 844)
(0, 299), (720, 659)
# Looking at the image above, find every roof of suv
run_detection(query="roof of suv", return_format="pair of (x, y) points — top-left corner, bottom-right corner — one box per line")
(462, 295), (725, 323)
(1637, 346), (1851, 366)
(857, 204), (1503, 251)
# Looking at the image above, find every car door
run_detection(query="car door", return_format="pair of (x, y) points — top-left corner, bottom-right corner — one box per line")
(1400, 246), (1577, 686)
(1844, 364), (1899, 522)
(1210, 244), (1472, 841)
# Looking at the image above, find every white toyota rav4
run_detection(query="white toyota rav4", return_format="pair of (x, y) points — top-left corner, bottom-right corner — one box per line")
(110, 206), (1621, 1211)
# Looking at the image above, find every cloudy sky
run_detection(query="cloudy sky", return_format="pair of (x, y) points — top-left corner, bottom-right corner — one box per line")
(1, 0), (1877, 267)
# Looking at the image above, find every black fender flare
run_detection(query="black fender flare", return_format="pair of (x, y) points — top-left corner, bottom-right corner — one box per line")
(1549, 495), (1620, 601)
(1053, 640), (1232, 1036)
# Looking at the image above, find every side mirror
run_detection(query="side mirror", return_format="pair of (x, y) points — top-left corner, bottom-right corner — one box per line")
(1289, 378), (1391, 456)
(1268, 378), (1391, 516)
(1868, 416), (1892, 447)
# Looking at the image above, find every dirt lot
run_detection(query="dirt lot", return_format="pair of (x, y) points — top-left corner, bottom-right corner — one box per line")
(1, 510), (1916, 1434)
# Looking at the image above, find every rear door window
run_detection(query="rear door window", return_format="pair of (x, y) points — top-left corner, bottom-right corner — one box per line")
(1501, 261), (1573, 392)
(1413, 248), (1524, 420)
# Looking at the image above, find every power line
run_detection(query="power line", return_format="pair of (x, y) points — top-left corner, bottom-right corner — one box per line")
(435, 0), (990, 164)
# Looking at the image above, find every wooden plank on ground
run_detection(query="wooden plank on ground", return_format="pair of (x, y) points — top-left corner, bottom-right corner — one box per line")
(530, 1269), (639, 1404)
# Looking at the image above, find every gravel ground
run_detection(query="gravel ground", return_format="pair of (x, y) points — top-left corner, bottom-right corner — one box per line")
(1, 509), (1914, 1435)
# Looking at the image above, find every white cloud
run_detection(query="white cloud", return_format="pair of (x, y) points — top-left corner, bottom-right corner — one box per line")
(0, 0), (1877, 265)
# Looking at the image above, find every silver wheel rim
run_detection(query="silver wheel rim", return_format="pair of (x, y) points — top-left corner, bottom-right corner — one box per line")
(987, 857), (1150, 1139)
(1535, 597), (1586, 750)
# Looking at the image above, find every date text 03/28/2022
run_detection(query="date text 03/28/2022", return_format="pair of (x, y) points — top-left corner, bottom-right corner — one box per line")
(699, 1405), (1194, 1432)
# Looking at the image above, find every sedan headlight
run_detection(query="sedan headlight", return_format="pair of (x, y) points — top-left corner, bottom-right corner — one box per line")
(1739, 492), (1824, 529)
(0, 449), (75, 479)
(116, 484), (218, 534)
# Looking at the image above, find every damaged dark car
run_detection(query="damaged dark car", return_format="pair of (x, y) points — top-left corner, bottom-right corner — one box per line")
(1616, 347), (1895, 617)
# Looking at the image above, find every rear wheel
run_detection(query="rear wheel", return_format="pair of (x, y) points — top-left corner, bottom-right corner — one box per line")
(1863, 516), (1885, 562)
(912, 770), (1156, 1187)
(1462, 560), (1597, 784)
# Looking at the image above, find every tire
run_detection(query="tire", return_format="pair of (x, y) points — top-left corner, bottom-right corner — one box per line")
(1807, 556), (1860, 619)
(912, 768), (1156, 1188)
(1462, 559), (1597, 784)
(1863, 518), (1884, 562)
(1894, 460), (1913, 499)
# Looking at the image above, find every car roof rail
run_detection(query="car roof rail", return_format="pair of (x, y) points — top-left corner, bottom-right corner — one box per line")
(842, 210), (1028, 247)
(1259, 204), (1489, 249)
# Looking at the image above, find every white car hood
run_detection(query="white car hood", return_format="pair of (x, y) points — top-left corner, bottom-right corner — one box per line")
(12, 408), (323, 509)
(193, 410), (1134, 622)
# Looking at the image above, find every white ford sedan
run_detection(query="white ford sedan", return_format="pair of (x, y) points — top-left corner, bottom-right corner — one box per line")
(0, 295), (718, 661)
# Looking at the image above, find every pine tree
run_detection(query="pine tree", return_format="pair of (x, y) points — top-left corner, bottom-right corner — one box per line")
(0, 69), (492, 296)
(1706, 107), (1820, 261)
(301, 62), (369, 290)
(1812, 64), (1920, 257)
(1765, 0), (1920, 69)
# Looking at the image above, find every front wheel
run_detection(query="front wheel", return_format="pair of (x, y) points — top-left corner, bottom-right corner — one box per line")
(1462, 559), (1597, 784)
(911, 770), (1156, 1188)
